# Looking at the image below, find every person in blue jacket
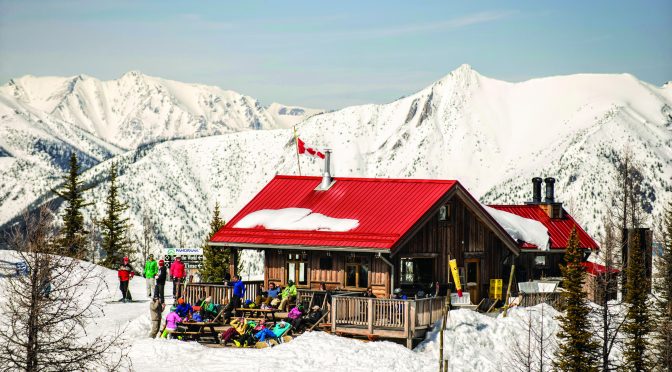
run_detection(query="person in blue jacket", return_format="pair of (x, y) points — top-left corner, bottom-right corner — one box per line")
(230, 275), (245, 309)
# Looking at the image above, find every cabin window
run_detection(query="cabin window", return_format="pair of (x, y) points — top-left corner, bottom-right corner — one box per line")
(466, 261), (478, 284)
(400, 258), (433, 284)
(345, 256), (368, 288)
(534, 255), (547, 268)
(287, 253), (308, 286)
(319, 256), (333, 270)
(439, 203), (452, 222)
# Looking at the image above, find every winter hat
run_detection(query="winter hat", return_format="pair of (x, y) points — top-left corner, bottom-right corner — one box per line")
(123, 257), (129, 262)
(394, 288), (402, 294)
(177, 298), (185, 305)
(158, 260), (164, 266)
(288, 280), (295, 286)
(312, 305), (320, 311)
(205, 296), (212, 302)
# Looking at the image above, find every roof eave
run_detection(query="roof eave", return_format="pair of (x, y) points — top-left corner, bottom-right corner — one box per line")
(208, 241), (391, 254)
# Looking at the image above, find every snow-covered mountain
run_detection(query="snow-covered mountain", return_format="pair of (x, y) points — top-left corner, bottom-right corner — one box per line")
(0, 72), (322, 224)
(1, 65), (671, 250)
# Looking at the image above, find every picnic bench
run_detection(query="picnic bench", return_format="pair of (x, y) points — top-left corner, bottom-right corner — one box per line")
(172, 321), (224, 343)
(235, 308), (279, 323)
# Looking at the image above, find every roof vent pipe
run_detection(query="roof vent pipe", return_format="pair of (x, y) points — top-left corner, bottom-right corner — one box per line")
(544, 177), (556, 203)
(315, 149), (335, 191)
(532, 177), (543, 204)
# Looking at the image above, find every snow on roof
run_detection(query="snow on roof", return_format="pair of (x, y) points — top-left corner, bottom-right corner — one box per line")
(234, 208), (359, 232)
(483, 205), (550, 251)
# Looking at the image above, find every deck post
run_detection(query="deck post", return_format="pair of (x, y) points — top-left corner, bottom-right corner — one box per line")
(367, 298), (374, 334)
(407, 301), (416, 349)
(403, 301), (410, 347)
(331, 296), (337, 333)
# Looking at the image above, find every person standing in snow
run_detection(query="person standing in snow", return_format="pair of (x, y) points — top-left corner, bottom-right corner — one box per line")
(149, 294), (165, 338)
(155, 259), (167, 303)
(170, 256), (186, 299)
(118, 257), (134, 302)
(143, 254), (158, 298)
(161, 310), (182, 339)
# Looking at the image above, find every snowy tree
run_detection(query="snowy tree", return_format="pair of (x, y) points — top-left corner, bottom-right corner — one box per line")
(505, 304), (556, 372)
(653, 202), (672, 371)
(201, 202), (229, 282)
(0, 206), (129, 371)
(52, 153), (90, 258)
(99, 162), (134, 268)
(622, 231), (652, 371)
(554, 228), (600, 372)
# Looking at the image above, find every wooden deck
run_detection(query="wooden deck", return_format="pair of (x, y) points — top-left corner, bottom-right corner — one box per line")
(330, 295), (444, 348)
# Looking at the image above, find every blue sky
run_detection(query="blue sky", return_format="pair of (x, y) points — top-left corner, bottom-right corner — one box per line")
(0, 0), (670, 109)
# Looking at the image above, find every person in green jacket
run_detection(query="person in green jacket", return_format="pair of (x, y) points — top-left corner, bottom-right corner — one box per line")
(279, 280), (298, 311)
(144, 254), (159, 297)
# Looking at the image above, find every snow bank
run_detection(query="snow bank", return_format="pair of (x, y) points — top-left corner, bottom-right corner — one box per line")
(483, 205), (550, 250)
(234, 208), (359, 232)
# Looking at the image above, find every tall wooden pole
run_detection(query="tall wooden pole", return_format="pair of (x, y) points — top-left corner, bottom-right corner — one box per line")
(293, 126), (302, 176)
(502, 264), (515, 317)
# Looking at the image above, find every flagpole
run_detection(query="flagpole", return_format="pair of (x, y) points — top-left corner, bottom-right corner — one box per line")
(293, 126), (302, 176)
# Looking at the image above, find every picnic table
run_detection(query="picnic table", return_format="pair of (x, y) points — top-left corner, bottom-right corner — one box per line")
(235, 308), (279, 323)
(174, 321), (224, 343)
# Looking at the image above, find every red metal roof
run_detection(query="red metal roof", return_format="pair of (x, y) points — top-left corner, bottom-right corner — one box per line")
(211, 175), (457, 250)
(582, 261), (620, 276)
(487, 205), (599, 250)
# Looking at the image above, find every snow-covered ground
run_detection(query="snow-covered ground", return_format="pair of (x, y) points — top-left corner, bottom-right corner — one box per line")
(0, 250), (568, 371)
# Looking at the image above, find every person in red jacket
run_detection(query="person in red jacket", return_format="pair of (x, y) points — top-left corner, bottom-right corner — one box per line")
(170, 256), (186, 299)
(118, 257), (135, 302)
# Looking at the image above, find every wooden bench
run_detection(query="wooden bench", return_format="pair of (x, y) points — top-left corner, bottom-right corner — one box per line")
(176, 321), (225, 343)
(235, 308), (279, 323)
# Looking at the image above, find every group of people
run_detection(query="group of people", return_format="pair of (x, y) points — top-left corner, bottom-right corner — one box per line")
(116, 255), (187, 303)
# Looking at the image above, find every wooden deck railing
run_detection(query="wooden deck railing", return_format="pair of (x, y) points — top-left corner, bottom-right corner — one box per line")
(331, 295), (445, 348)
(183, 282), (260, 305)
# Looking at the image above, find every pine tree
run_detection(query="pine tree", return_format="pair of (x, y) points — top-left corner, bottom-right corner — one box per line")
(623, 230), (653, 371)
(200, 202), (229, 282)
(52, 153), (90, 258)
(554, 228), (600, 372)
(99, 162), (133, 268)
(653, 203), (672, 370)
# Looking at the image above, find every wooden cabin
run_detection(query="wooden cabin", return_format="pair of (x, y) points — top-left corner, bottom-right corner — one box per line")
(210, 174), (599, 304)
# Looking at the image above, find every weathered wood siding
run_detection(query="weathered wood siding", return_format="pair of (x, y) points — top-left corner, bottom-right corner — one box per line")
(262, 250), (389, 296)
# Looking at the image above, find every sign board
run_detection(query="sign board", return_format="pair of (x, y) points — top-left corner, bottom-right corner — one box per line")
(164, 247), (203, 256)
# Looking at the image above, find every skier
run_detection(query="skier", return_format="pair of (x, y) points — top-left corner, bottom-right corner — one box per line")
(149, 294), (165, 338)
(144, 254), (158, 298)
(170, 256), (186, 299)
(118, 257), (134, 302)
(155, 259), (167, 303)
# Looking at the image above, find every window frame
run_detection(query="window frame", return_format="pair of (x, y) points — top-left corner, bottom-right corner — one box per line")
(287, 253), (309, 287)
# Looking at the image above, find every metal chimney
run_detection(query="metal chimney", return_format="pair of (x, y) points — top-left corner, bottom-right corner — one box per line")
(316, 149), (335, 191)
(532, 177), (543, 204)
(544, 177), (556, 203)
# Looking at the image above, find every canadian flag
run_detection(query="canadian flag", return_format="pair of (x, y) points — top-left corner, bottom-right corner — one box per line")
(297, 138), (325, 159)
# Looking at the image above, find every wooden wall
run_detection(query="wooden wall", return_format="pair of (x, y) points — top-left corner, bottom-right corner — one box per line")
(263, 250), (389, 297)
(395, 195), (509, 301)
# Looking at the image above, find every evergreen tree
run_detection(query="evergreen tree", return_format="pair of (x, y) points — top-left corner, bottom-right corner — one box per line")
(52, 153), (90, 258)
(99, 162), (133, 268)
(200, 202), (229, 282)
(623, 230), (653, 371)
(554, 228), (600, 372)
(653, 203), (672, 371)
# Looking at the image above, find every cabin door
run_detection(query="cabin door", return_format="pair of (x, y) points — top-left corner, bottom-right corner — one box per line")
(464, 258), (481, 303)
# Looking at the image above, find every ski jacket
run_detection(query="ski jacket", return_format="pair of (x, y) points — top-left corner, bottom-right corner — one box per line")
(287, 307), (302, 320)
(170, 260), (185, 279)
(156, 265), (167, 285)
(233, 280), (246, 298)
(144, 260), (158, 278)
(282, 284), (297, 299)
(176, 303), (193, 318)
(150, 299), (163, 321)
(165, 312), (182, 330)
(230, 318), (249, 335)
(118, 264), (134, 281)
(267, 287), (281, 299)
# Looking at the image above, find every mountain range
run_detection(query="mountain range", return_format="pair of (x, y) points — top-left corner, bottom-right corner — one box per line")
(1, 65), (670, 255)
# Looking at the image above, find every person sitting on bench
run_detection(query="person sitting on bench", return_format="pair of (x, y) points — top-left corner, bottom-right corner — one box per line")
(278, 280), (297, 311)
(161, 310), (182, 339)
(292, 305), (323, 333)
